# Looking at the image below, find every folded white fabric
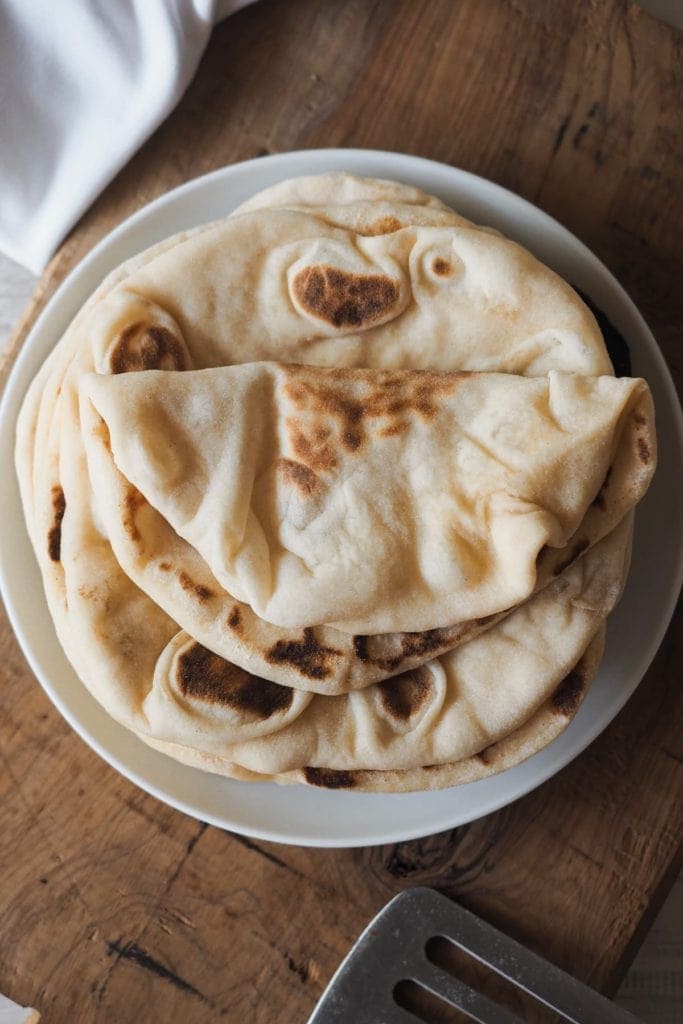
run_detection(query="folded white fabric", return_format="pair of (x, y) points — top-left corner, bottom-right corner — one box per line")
(0, 991), (40, 1023)
(0, 0), (255, 273)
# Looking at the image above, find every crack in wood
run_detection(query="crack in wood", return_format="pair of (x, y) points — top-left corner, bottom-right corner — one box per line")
(573, 122), (589, 148)
(185, 821), (208, 857)
(121, 795), (174, 834)
(105, 938), (213, 1005)
(285, 952), (310, 984)
(163, 821), (209, 895)
(229, 832), (310, 884)
(566, 841), (606, 872)
(551, 115), (570, 156)
(622, 11), (638, 87)
(535, 85), (583, 201)
(94, 820), (209, 1008)
(263, 934), (319, 988)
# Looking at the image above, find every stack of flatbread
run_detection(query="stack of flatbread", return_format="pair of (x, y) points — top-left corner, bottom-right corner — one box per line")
(15, 173), (656, 792)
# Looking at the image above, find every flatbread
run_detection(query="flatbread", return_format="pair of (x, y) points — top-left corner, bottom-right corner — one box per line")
(142, 628), (606, 793)
(134, 519), (626, 790)
(80, 365), (653, 635)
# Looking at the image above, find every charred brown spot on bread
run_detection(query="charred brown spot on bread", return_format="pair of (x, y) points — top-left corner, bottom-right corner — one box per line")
(266, 627), (340, 680)
(357, 215), (403, 236)
(284, 369), (463, 472)
(227, 606), (242, 632)
(432, 257), (452, 276)
(47, 485), (66, 562)
(289, 422), (338, 473)
(353, 635), (370, 662)
(352, 627), (452, 674)
(178, 571), (214, 603)
(553, 538), (589, 575)
(159, 562), (172, 571)
(292, 265), (400, 328)
(400, 628), (449, 660)
(178, 642), (292, 716)
(633, 413), (646, 426)
(636, 436), (650, 465)
(110, 322), (188, 373)
(286, 377), (364, 424)
(286, 369), (462, 422)
(475, 746), (494, 765)
(342, 429), (362, 451)
(122, 487), (146, 544)
(277, 458), (321, 496)
(303, 767), (357, 789)
(378, 421), (408, 438)
(551, 666), (585, 716)
(377, 667), (433, 720)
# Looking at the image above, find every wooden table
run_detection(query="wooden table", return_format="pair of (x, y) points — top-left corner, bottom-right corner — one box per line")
(1, 2), (681, 1020)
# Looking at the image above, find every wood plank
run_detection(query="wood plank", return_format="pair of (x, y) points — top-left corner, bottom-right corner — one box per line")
(1, 1), (681, 1021)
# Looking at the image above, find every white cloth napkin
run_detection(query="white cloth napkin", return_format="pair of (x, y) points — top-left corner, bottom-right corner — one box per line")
(0, 992), (40, 1023)
(0, 0), (255, 273)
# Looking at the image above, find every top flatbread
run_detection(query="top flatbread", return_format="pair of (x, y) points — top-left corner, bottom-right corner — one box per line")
(80, 364), (654, 634)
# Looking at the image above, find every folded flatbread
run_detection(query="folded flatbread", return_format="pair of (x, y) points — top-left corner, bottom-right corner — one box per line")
(80, 364), (653, 636)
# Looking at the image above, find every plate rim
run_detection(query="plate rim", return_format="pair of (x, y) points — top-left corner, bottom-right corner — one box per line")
(1, 147), (682, 848)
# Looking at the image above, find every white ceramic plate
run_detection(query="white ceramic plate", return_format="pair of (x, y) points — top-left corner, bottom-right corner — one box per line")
(1, 150), (682, 848)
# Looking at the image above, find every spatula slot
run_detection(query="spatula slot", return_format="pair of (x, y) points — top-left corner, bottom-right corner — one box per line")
(393, 978), (472, 1023)
(425, 935), (564, 1024)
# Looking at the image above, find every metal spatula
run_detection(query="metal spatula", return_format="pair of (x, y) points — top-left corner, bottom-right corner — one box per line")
(308, 887), (643, 1024)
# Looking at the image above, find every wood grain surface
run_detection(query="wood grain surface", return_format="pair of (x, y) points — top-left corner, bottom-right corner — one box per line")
(1, 2), (681, 1021)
